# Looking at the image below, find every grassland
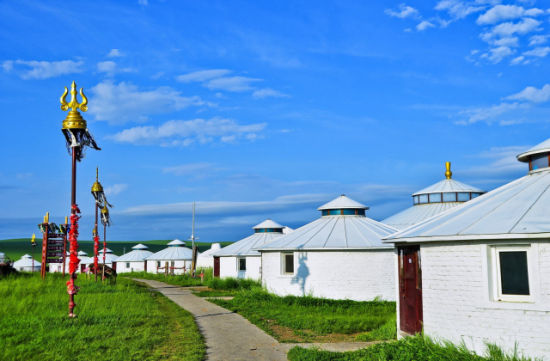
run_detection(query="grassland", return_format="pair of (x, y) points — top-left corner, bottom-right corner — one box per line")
(287, 335), (535, 361)
(0, 274), (205, 361)
(0, 238), (233, 260)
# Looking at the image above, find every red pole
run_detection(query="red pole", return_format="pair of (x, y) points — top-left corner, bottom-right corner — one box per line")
(94, 202), (99, 281)
(102, 222), (106, 280)
(66, 147), (80, 318)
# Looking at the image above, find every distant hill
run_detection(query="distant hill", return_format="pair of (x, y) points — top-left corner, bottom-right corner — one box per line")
(0, 238), (233, 261)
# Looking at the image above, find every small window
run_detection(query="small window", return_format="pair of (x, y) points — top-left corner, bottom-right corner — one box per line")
(413, 195), (419, 204)
(457, 192), (470, 201)
(282, 253), (294, 275)
(418, 194), (428, 204)
(471, 193), (482, 199)
(442, 192), (457, 202)
(238, 258), (246, 271)
(491, 246), (532, 302)
(429, 193), (442, 203)
(157, 261), (161, 267)
(126, 262), (130, 268)
(531, 154), (549, 170)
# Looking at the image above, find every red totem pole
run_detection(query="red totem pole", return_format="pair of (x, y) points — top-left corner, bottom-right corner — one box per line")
(60, 81), (100, 317)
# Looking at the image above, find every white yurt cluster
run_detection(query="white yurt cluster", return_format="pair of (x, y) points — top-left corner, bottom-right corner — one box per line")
(383, 162), (484, 230)
(146, 239), (194, 275)
(384, 139), (550, 360)
(98, 248), (119, 269)
(258, 195), (398, 301)
(213, 219), (289, 280)
(117, 244), (153, 273)
(196, 242), (221, 269)
(13, 254), (41, 272)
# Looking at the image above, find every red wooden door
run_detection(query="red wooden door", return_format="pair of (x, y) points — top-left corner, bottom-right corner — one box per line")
(399, 245), (423, 334)
(213, 257), (220, 278)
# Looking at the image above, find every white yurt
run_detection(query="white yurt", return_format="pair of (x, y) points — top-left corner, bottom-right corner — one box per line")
(383, 162), (484, 230)
(196, 242), (221, 269)
(13, 254), (41, 272)
(48, 251), (69, 273)
(98, 248), (119, 269)
(213, 220), (288, 280)
(385, 140), (550, 360)
(0, 252), (5, 263)
(116, 244), (153, 273)
(77, 250), (93, 273)
(258, 195), (398, 301)
(146, 239), (194, 275)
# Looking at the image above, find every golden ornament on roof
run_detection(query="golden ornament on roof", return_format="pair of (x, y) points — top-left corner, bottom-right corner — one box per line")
(91, 167), (103, 193)
(445, 161), (452, 180)
(60, 81), (88, 130)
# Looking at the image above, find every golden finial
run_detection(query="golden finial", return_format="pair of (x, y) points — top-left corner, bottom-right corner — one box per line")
(45, 212), (50, 223)
(445, 162), (452, 179)
(91, 167), (103, 193)
(101, 206), (109, 215)
(65, 216), (68, 224)
(60, 81), (88, 130)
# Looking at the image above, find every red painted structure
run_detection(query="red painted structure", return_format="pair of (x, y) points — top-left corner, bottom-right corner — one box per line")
(40, 220), (68, 279)
(398, 245), (423, 334)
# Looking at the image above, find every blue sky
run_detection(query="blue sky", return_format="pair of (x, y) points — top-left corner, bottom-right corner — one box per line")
(1, 0), (550, 242)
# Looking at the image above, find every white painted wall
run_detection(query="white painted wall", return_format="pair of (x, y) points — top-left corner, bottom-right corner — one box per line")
(117, 261), (148, 273)
(261, 250), (395, 301)
(219, 256), (261, 280)
(403, 241), (550, 360)
(146, 259), (191, 274)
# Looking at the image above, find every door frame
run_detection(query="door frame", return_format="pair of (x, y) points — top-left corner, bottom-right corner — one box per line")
(398, 245), (423, 334)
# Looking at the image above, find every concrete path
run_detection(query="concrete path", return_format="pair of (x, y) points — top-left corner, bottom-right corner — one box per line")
(134, 279), (375, 361)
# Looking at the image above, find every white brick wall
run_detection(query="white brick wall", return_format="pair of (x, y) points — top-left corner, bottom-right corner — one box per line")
(412, 241), (550, 360)
(219, 256), (261, 280)
(261, 250), (395, 301)
(117, 260), (148, 273)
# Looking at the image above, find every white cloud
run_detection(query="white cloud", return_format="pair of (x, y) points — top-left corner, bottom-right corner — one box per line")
(176, 69), (231, 83)
(510, 55), (525, 65)
(435, 0), (486, 20)
(162, 163), (215, 176)
(107, 49), (123, 57)
(105, 184), (128, 196)
(462, 146), (526, 182)
(458, 102), (524, 124)
(477, 5), (543, 25)
(252, 88), (289, 99)
(89, 81), (205, 124)
(3, 59), (84, 79)
(110, 117), (267, 146)
(138, 0), (148, 5)
(480, 45), (515, 63)
(97, 60), (117, 73)
(483, 18), (541, 38)
(523, 46), (550, 57)
(493, 37), (518, 47)
(529, 34), (549, 46)
(204, 76), (261, 92)
(385, 4), (420, 19)
(506, 84), (550, 103)
(417, 20), (435, 31)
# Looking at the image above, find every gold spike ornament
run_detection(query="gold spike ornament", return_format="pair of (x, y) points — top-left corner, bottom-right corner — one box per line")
(445, 161), (452, 180)
(60, 81), (88, 130)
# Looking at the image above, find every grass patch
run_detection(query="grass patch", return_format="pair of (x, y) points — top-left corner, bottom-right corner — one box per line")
(0, 273), (205, 361)
(193, 289), (238, 297)
(287, 335), (536, 361)
(209, 287), (395, 343)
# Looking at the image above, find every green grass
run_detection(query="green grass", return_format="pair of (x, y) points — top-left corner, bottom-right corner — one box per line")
(209, 287), (396, 343)
(287, 335), (536, 361)
(0, 238), (233, 261)
(0, 273), (205, 361)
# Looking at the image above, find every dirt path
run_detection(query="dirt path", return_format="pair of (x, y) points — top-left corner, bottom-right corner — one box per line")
(134, 279), (375, 360)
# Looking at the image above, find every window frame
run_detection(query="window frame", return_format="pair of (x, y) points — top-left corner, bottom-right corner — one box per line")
(281, 252), (294, 275)
(237, 257), (246, 271)
(490, 245), (533, 303)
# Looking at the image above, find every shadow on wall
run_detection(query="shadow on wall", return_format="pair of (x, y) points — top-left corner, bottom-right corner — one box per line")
(291, 252), (309, 296)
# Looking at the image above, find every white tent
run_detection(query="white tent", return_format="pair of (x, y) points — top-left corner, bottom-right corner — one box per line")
(146, 239), (194, 275)
(213, 220), (288, 280)
(98, 248), (119, 269)
(385, 140), (550, 360)
(0, 252), (5, 263)
(258, 195), (398, 301)
(116, 244), (153, 273)
(13, 254), (41, 272)
(383, 162), (484, 230)
(196, 243), (221, 269)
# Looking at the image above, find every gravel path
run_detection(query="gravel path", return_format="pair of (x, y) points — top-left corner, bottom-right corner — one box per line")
(134, 278), (375, 360)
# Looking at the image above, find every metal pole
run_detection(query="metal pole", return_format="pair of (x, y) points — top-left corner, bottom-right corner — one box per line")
(68, 147), (78, 318)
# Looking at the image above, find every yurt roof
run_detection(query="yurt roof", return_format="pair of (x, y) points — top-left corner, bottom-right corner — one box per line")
(214, 232), (284, 257)
(146, 245), (193, 261)
(100, 247), (114, 254)
(383, 202), (461, 230)
(317, 195), (368, 210)
(117, 249), (153, 262)
(78, 250), (88, 256)
(167, 239), (186, 246)
(258, 195), (396, 251)
(132, 243), (149, 250)
(517, 138), (550, 162)
(253, 219), (284, 229)
(198, 243), (221, 258)
(412, 178), (482, 196)
(14, 255), (40, 268)
(385, 167), (550, 243)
